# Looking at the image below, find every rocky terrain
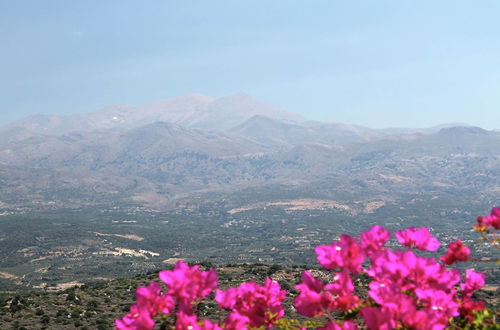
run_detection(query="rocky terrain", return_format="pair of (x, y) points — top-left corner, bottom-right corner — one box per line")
(0, 93), (498, 212)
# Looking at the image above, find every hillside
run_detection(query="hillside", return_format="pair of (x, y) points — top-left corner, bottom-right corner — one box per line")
(0, 122), (498, 210)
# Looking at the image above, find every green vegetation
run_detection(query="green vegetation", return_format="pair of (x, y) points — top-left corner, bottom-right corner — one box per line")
(0, 191), (498, 292)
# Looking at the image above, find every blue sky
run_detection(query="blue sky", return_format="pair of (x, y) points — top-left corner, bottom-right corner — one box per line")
(1, 1), (499, 129)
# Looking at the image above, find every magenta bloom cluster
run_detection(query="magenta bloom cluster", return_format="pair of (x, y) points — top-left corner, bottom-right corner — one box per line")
(115, 260), (286, 330)
(116, 261), (220, 329)
(215, 278), (286, 328)
(477, 207), (500, 230)
(303, 224), (485, 329)
(115, 208), (498, 329)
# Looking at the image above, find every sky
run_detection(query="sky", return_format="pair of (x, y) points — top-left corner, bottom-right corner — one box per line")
(1, 1), (499, 129)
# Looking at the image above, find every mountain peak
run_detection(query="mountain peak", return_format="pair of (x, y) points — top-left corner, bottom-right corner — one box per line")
(213, 92), (267, 107)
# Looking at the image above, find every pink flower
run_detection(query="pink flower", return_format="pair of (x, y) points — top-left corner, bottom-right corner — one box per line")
(315, 235), (365, 273)
(395, 227), (440, 251)
(460, 269), (485, 297)
(325, 272), (360, 311)
(415, 288), (459, 319)
(402, 251), (460, 291)
(402, 310), (436, 330)
(474, 216), (489, 233)
(412, 288), (459, 330)
(439, 239), (471, 265)
(360, 226), (391, 256)
(216, 277), (286, 328)
(115, 304), (155, 330)
(483, 207), (500, 230)
(366, 250), (410, 287)
(220, 313), (250, 329)
(159, 261), (217, 312)
(115, 282), (174, 330)
(367, 281), (420, 326)
(361, 307), (396, 330)
(294, 270), (360, 316)
(360, 225), (390, 256)
(294, 271), (329, 317)
(135, 282), (174, 316)
(175, 312), (222, 330)
(367, 281), (396, 305)
(459, 297), (486, 322)
(325, 271), (354, 296)
(368, 249), (460, 292)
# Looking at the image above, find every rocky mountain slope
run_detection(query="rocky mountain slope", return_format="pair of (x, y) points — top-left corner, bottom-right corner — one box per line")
(0, 94), (499, 211)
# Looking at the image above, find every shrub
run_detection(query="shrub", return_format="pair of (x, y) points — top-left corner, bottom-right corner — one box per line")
(115, 208), (499, 329)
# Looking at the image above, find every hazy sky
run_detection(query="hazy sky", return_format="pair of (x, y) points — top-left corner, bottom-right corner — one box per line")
(1, 1), (500, 129)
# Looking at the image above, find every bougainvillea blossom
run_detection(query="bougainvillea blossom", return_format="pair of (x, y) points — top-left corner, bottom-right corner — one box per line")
(361, 306), (396, 330)
(315, 234), (365, 273)
(360, 225), (390, 256)
(324, 271), (360, 311)
(115, 304), (155, 330)
(483, 207), (500, 230)
(136, 282), (175, 316)
(440, 239), (471, 265)
(459, 297), (486, 322)
(460, 269), (485, 297)
(216, 277), (286, 328)
(395, 227), (440, 251)
(159, 261), (217, 312)
(294, 271), (329, 317)
(175, 313), (221, 330)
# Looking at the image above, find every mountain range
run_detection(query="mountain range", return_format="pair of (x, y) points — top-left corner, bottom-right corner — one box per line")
(2, 93), (304, 135)
(0, 93), (499, 210)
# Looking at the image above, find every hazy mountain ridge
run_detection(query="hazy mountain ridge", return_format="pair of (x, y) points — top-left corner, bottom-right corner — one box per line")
(230, 115), (382, 149)
(377, 123), (474, 135)
(3, 93), (305, 135)
(0, 94), (499, 210)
